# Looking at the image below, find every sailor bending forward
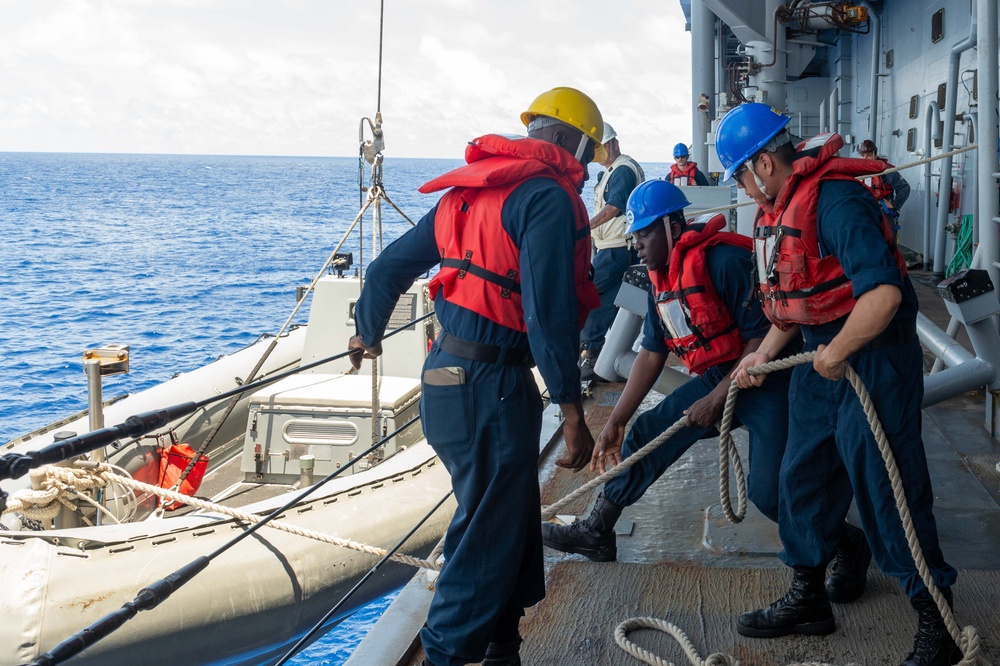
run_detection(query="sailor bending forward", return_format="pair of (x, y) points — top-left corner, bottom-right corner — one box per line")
(543, 181), (808, 559)
(348, 87), (605, 666)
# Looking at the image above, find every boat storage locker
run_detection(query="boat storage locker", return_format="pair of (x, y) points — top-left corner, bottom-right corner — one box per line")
(240, 374), (422, 484)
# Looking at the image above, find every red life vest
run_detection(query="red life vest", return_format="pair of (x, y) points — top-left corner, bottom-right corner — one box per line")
(669, 161), (700, 186)
(650, 214), (751, 375)
(866, 158), (895, 200)
(420, 134), (600, 331)
(753, 133), (906, 330)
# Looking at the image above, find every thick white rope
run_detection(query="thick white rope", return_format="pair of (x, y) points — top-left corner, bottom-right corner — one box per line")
(541, 413), (702, 522)
(611, 353), (981, 666)
(695, 144), (978, 217)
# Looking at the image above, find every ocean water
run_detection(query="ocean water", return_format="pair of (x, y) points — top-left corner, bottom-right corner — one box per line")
(0, 150), (672, 663)
(0, 151), (453, 665)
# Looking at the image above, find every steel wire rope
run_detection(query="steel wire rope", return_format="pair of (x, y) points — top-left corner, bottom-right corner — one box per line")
(543, 354), (982, 666)
(164, 192), (381, 499)
(24, 399), (436, 666)
(175, 0), (399, 492)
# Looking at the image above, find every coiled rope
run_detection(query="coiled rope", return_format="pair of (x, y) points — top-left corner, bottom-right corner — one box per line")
(602, 353), (981, 666)
(4, 463), (137, 526)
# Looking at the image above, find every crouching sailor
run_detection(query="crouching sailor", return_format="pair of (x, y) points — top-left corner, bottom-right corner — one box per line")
(721, 103), (960, 666)
(542, 181), (808, 559)
(349, 86), (605, 666)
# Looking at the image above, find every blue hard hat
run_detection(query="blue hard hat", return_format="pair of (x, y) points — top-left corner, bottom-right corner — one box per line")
(625, 180), (691, 234)
(715, 103), (791, 182)
(672, 143), (689, 158)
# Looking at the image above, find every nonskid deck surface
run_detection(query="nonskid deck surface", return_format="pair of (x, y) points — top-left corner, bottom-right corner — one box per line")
(526, 379), (1000, 665)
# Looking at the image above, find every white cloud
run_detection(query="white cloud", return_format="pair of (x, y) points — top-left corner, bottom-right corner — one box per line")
(0, 0), (693, 161)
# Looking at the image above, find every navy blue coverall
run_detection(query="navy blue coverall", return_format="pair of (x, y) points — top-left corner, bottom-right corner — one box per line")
(353, 178), (586, 666)
(777, 180), (957, 599)
(602, 243), (792, 522)
(580, 166), (639, 353)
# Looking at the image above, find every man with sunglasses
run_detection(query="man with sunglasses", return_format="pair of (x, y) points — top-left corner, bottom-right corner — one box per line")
(718, 103), (960, 666)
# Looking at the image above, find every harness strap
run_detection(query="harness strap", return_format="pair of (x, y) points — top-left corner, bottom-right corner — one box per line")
(754, 225), (802, 238)
(772, 274), (850, 301)
(669, 321), (738, 357)
(440, 257), (522, 298)
(659, 286), (706, 300)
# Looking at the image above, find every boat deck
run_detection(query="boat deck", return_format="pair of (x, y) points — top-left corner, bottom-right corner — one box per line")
(352, 271), (1000, 665)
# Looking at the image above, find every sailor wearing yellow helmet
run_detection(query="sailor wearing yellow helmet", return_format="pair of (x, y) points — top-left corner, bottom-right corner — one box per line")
(349, 86), (605, 666)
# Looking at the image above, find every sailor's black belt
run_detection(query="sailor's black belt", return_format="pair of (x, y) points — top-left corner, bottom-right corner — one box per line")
(863, 322), (917, 352)
(438, 332), (534, 367)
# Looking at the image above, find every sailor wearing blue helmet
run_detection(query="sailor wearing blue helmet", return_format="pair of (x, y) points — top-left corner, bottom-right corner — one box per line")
(666, 142), (710, 186)
(722, 103), (960, 666)
(542, 179), (802, 566)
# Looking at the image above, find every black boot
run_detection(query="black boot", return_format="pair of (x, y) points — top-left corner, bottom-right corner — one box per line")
(902, 590), (962, 666)
(579, 348), (601, 382)
(541, 492), (622, 562)
(826, 522), (872, 603)
(482, 637), (522, 665)
(736, 567), (836, 638)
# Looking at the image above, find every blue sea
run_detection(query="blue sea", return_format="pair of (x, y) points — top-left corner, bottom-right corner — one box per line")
(0, 150), (672, 663)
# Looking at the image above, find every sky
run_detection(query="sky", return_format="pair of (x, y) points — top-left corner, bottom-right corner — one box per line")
(0, 0), (694, 161)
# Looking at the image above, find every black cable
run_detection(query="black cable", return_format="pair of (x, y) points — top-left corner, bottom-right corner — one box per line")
(26, 413), (422, 666)
(273, 489), (454, 666)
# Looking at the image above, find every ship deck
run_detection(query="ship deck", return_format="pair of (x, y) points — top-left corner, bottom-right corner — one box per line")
(349, 270), (1000, 666)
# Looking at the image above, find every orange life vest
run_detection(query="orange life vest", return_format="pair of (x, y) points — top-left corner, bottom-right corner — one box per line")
(753, 133), (906, 330)
(669, 161), (701, 186)
(421, 134), (599, 331)
(157, 442), (208, 511)
(650, 214), (751, 375)
(865, 158), (895, 200)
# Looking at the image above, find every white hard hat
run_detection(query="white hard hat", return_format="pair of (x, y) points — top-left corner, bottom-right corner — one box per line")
(602, 122), (617, 144)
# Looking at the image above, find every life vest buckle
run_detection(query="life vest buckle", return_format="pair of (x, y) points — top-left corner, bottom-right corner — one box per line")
(500, 269), (517, 299)
(458, 250), (473, 279)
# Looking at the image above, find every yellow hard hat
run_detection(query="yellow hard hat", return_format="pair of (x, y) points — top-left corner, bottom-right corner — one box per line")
(521, 87), (607, 163)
